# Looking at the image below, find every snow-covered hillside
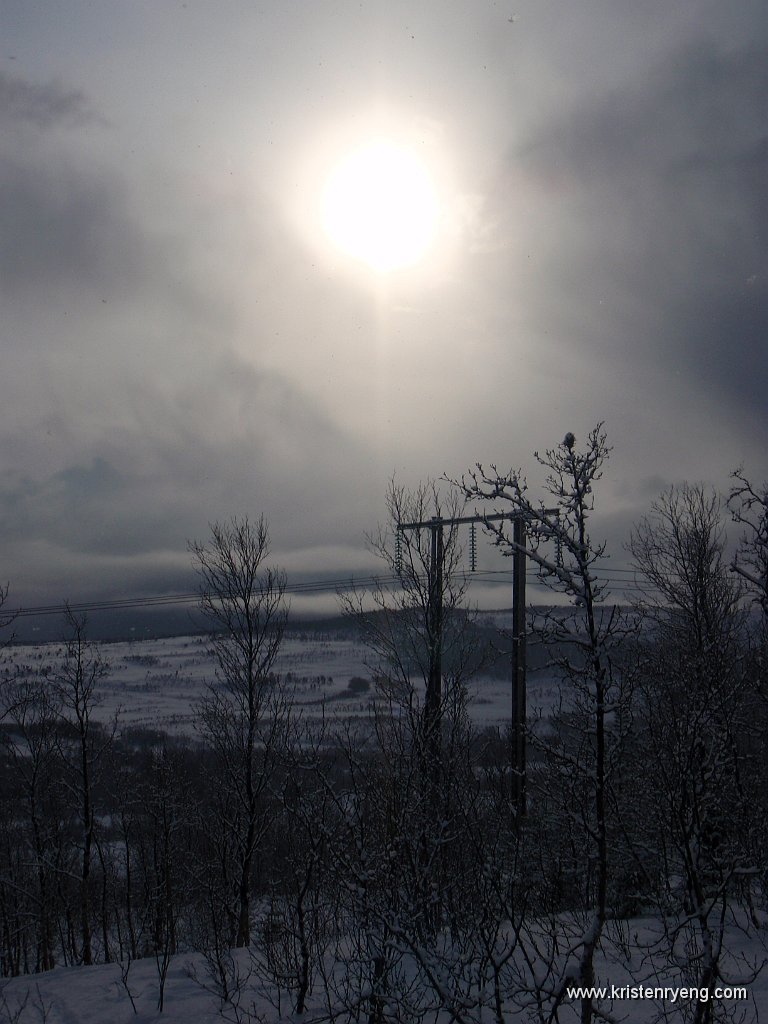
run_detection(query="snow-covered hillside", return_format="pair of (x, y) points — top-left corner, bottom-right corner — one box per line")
(2, 917), (766, 1024)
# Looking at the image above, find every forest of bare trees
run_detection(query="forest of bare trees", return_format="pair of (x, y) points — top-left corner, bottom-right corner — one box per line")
(1, 428), (768, 1023)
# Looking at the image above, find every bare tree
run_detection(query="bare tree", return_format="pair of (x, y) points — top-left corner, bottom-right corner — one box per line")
(251, 722), (339, 1017)
(729, 468), (768, 614)
(0, 673), (61, 972)
(727, 468), (768, 918)
(629, 484), (762, 1024)
(328, 480), (538, 1023)
(0, 583), (18, 720)
(190, 516), (289, 948)
(143, 746), (192, 1012)
(0, 585), (15, 638)
(458, 424), (635, 1024)
(54, 608), (112, 967)
(340, 478), (478, 795)
(340, 479), (482, 923)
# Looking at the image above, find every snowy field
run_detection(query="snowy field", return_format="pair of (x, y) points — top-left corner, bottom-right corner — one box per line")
(4, 630), (764, 1024)
(1, 917), (766, 1024)
(1, 628), (561, 736)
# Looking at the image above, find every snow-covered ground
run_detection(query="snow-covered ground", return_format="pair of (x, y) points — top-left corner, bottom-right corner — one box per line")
(1, 917), (766, 1024)
(2, 631), (767, 1023)
(1, 630), (561, 735)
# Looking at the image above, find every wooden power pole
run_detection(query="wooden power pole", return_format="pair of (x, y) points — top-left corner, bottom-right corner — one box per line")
(511, 515), (527, 816)
(397, 509), (531, 818)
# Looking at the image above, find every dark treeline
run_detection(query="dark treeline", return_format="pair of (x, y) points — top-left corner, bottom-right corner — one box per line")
(1, 427), (768, 1024)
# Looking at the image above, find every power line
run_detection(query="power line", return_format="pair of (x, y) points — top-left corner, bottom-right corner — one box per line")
(9, 574), (414, 619)
(6, 560), (726, 621)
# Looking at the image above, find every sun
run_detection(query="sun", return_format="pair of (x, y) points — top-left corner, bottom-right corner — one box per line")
(322, 140), (438, 272)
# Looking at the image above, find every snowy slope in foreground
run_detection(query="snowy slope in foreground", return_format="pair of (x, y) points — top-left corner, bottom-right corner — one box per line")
(2, 923), (767, 1024)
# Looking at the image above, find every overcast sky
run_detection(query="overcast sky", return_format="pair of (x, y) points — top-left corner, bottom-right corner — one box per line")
(2, 0), (767, 611)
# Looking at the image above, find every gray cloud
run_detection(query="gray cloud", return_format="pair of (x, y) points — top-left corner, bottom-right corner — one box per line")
(0, 155), (138, 296)
(506, 36), (768, 428)
(0, 70), (94, 129)
(0, 72), (374, 603)
(2, 5), (768, 611)
(0, 338), (371, 604)
(522, 42), (768, 184)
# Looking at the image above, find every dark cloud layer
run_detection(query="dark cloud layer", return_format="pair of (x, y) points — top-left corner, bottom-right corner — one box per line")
(510, 34), (768, 431)
(0, 156), (136, 295)
(0, 70), (92, 129)
(2, 5), (768, 609)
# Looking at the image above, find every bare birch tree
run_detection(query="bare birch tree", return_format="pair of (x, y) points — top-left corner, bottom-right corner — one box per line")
(190, 515), (289, 948)
(339, 479), (481, 929)
(54, 608), (112, 967)
(329, 480), (532, 1023)
(629, 485), (763, 1024)
(0, 673), (61, 972)
(458, 424), (635, 1024)
(729, 468), (768, 615)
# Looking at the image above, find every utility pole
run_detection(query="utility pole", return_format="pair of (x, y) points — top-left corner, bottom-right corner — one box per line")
(511, 515), (526, 817)
(425, 517), (443, 788)
(397, 509), (537, 818)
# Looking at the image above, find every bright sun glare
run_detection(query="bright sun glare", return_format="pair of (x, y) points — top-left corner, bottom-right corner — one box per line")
(322, 141), (438, 272)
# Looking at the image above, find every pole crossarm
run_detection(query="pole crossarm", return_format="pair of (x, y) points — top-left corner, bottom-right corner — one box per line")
(395, 505), (555, 821)
(397, 509), (559, 531)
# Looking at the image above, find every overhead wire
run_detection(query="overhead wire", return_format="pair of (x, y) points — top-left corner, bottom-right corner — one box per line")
(6, 560), (709, 620)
